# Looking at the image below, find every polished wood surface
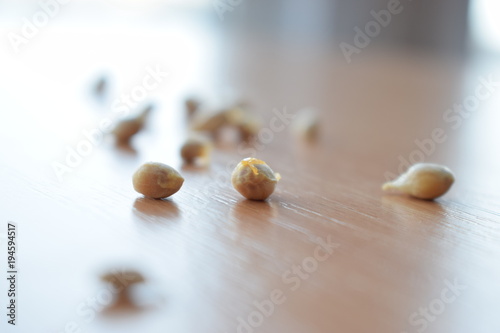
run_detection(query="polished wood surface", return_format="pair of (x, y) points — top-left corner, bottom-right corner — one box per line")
(0, 13), (499, 333)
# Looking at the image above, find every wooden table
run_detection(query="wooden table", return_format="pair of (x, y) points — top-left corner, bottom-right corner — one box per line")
(0, 11), (499, 333)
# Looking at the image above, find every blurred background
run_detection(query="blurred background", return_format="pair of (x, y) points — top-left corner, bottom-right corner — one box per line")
(1, 0), (499, 192)
(0, 0), (498, 104)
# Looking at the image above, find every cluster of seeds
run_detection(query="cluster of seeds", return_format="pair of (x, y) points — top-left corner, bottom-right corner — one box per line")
(99, 86), (454, 202)
(129, 97), (455, 202)
(190, 104), (262, 143)
(97, 83), (457, 315)
(130, 97), (286, 201)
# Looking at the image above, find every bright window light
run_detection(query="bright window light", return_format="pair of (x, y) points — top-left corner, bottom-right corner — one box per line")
(470, 0), (500, 52)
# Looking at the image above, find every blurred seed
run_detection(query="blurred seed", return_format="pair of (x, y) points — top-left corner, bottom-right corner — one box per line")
(101, 270), (145, 288)
(235, 111), (262, 142)
(185, 97), (201, 117)
(382, 163), (455, 200)
(94, 75), (108, 97)
(133, 162), (184, 199)
(231, 158), (279, 201)
(191, 105), (264, 144)
(101, 270), (145, 309)
(191, 108), (239, 132)
(180, 135), (212, 165)
(112, 104), (153, 144)
(291, 108), (319, 141)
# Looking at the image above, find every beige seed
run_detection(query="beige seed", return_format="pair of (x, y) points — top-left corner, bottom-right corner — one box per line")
(112, 105), (153, 144)
(382, 163), (455, 200)
(180, 135), (213, 165)
(291, 108), (320, 141)
(235, 112), (262, 142)
(231, 158), (280, 201)
(191, 109), (228, 132)
(133, 162), (184, 199)
(191, 107), (243, 133)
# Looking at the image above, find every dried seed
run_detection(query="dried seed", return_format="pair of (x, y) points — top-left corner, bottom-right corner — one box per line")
(235, 112), (262, 142)
(231, 158), (279, 200)
(112, 104), (153, 144)
(291, 108), (319, 141)
(180, 135), (212, 165)
(382, 163), (455, 200)
(101, 270), (145, 309)
(133, 162), (184, 199)
(191, 107), (243, 133)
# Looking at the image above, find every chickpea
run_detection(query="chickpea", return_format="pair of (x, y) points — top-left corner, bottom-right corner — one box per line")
(231, 158), (280, 201)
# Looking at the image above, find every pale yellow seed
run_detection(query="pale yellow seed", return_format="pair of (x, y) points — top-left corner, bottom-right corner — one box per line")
(132, 162), (184, 199)
(291, 108), (320, 141)
(382, 163), (455, 200)
(191, 108), (232, 132)
(113, 105), (153, 143)
(235, 111), (262, 142)
(231, 158), (279, 201)
(180, 135), (213, 165)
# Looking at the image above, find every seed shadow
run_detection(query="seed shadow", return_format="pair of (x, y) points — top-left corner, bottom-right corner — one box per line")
(181, 162), (210, 173)
(132, 198), (180, 223)
(230, 199), (278, 236)
(381, 195), (448, 211)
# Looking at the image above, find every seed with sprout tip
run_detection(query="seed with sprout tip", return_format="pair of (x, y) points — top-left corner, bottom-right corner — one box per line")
(133, 162), (184, 199)
(112, 104), (153, 144)
(231, 158), (280, 200)
(180, 135), (212, 165)
(382, 163), (454, 200)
